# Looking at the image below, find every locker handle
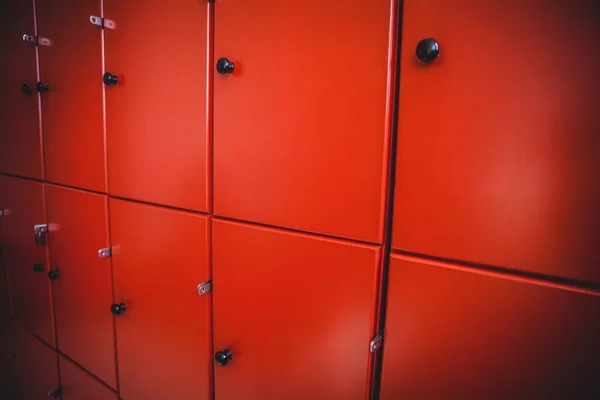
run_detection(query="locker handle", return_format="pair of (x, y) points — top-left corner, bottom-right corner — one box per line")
(47, 269), (60, 280)
(111, 302), (126, 316)
(216, 57), (235, 74)
(416, 38), (440, 62)
(36, 82), (49, 93)
(103, 72), (119, 86)
(215, 349), (233, 366)
(21, 84), (34, 94)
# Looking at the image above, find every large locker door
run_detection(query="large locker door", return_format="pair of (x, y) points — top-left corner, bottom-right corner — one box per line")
(0, 177), (54, 346)
(380, 254), (600, 399)
(110, 199), (211, 400)
(212, 220), (379, 399)
(213, 0), (392, 242)
(103, 0), (209, 211)
(59, 355), (119, 400)
(46, 185), (116, 388)
(0, 0), (42, 179)
(36, 0), (106, 192)
(392, 0), (600, 283)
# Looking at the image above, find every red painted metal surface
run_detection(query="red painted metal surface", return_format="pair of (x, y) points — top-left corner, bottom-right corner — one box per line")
(392, 0), (600, 283)
(46, 185), (116, 388)
(110, 199), (211, 400)
(212, 219), (379, 399)
(0, 0), (42, 179)
(59, 355), (119, 400)
(0, 205), (9, 316)
(0, 316), (11, 398)
(0, 176), (54, 346)
(104, 0), (209, 211)
(213, 0), (392, 242)
(380, 254), (600, 399)
(36, 0), (106, 192)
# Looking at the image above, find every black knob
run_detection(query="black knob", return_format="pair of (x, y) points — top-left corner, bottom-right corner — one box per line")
(103, 72), (118, 85)
(215, 349), (233, 366)
(216, 57), (235, 74)
(21, 84), (34, 94)
(48, 387), (61, 399)
(36, 82), (49, 92)
(110, 302), (126, 316)
(416, 38), (440, 62)
(47, 269), (60, 280)
(33, 264), (45, 272)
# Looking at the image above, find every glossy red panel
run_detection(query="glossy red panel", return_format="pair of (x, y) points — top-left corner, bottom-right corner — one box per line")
(46, 185), (116, 388)
(392, 0), (600, 282)
(213, 0), (391, 242)
(212, 219), (379, 399)
(110, 199), (211, 400)
(59, 355), (119, 400)
(36, 0), (106, 192)
(104, 0), (209, 211)
(380, 254), (600, 399)
(0, 176), (54, 346)
(0, 0), (42, 179)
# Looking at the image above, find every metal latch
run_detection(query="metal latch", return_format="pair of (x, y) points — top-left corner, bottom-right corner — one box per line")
(369, 332), (384, 353)
(197, 280), (212, 296)
(89, 16), (115, 29)
(34, 224), (48, 246)
(22, 34), (37, 44)
(98, 247), (112, 258)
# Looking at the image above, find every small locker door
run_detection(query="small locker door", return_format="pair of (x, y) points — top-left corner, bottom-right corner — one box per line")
(0, 176), (54, 346)
(380, 254), (600, 399)
(36, 0), (106, 192)
(103, 0), (209, 211)
(46, 185), (116, 388)
(392, 0), (600, 283)
(0, 0), (42, 179)
(213, 0), (393, 242)
(110, 199), (211, 400)
(59, 355), (119, 400)
(212, 220), (379, 399)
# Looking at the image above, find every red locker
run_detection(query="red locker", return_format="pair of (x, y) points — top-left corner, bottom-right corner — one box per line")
(391, 0), (600, 283)
(0, 0), (42, 179)
(104, 0), (209, 211)
(59, 355), (119, 400)
(110, 199), (211, 400)
(0, 176), (54, 346)
(213, 0), (393, 242)
(36, 0), (106, 192)
(212, 219), (379, 399)
(46, 185), (116, 388)
(380, 254), (600, 399)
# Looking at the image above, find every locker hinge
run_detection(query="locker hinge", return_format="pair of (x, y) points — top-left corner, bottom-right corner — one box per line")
(197, 280), (212, 296)
(369, 332), (384, 353)
(89, 16), (116, 29)
(98, 247), (112, 258)
(22, 34), (37, 44)
(34, 224), (48, 246)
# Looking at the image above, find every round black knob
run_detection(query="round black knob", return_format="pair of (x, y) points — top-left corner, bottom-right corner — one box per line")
(103, 72), (118, 85)
(47, 270), (60, 280)
(215, 349), (233, 366)
(33, 264), (45, 273)
(416, 38), (440, 62)
(21, 84), (34, 94)
(110, 302), (126, 316)
(36, 82), (49, 92)
(216, 58), (235, 74)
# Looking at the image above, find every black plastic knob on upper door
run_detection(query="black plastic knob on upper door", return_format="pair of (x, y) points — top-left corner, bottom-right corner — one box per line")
(33, 264), (45, 273)
(216, 57), (234, 74)
(21, 84), (33, 94)
(36, 82), (49, 92)
(47, 269), (60, 280)
(215, 349), (233, 366)
(103, 72), (118, 85)
(416, 38), (440, 62)
(111, 302), (126, 316)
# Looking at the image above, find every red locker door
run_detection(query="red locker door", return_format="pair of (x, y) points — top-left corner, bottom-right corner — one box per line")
(103, 0), (209, 211)
(0, 0), (42, 179)
(46, 185), (116, 388)
(11, 323), (60, 400)
(392, 0), (600, 283)
(110, 199), (211, 400)
(213, 0), (393, 242)
(36, 0), (106, 192)
(0, 177), (54, 346)
(212, 220), (379, 399)
(380, 254), (600, 399)
(59, 355), (118, 400)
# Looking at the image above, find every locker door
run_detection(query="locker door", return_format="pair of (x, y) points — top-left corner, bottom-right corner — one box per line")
(392, 0), (600, 283)
(0, 0), (42, 179)
(212, 220), (379, 399)
(0, 177), (54, 346)
(110, 199), (211, 400)
(213, 0), (392, 242)
(36, 0), (106, 192)
(46, 185), (116, 388)
(59, 355), (119, 400)
(103, 0), (209, 211)
(380, 254), (600, 399)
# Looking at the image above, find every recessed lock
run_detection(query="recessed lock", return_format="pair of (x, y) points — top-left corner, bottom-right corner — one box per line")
(36, 82), (50, 93)
(34, 224), (48, 246)
(21, 84), (34, 95)
(47, 269), (60, 280)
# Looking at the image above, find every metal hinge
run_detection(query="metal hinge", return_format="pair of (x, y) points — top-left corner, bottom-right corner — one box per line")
(197, 280), (212, 296)
(98, 247), (112, 258)
(34, 224), (48, 246)
(369, 332), (384, 353)
(89, 16), (115, 29)
(22, 34), (37, 44)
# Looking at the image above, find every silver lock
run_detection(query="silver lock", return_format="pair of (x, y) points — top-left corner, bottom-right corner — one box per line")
(34, 224), (48, 246)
